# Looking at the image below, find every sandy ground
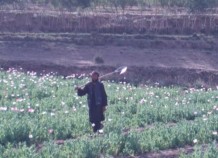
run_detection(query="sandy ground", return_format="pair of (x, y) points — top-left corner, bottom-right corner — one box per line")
(0, 41), (218, 71)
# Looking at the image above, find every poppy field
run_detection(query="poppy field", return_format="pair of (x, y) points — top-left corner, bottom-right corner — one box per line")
(0, 68), (218, 157)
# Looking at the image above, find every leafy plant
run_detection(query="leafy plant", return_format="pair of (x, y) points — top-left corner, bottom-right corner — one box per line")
(94, 55), (104, 64)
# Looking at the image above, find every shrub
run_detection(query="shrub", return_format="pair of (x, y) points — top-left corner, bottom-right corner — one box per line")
(94, 55), (104, 64)
(188, 0), (218, 12)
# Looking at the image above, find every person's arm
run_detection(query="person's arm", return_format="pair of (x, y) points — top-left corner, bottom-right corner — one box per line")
(76, 84), (88, 96)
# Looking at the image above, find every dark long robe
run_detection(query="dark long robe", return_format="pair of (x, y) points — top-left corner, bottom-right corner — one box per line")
(77, 81), (107, 123)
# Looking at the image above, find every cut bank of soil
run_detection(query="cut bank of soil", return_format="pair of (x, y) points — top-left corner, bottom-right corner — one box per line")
(0, 38), (218, 87)
(1, 10), (218, 34)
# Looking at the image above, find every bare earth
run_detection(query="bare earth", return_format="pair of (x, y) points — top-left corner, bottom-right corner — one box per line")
(0, 39), (218, 87)
(0, 41), (218, 71)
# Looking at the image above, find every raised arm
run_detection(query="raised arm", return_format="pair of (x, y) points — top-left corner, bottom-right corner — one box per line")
(76, 84), (88, 96)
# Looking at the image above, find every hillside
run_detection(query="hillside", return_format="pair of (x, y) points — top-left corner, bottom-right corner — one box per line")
(0, 10), (218, 87)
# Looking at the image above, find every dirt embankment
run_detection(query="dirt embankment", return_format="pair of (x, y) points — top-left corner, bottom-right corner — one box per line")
(0, 33), (218, 87)
(1, 11), (218, 34)
(1, 59), (218, 88)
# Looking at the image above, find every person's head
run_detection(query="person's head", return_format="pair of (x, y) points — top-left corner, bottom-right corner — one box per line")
(91, 71), (99, 82)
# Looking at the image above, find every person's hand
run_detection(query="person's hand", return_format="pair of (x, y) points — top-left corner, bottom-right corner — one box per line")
(75, 87), (81, 91)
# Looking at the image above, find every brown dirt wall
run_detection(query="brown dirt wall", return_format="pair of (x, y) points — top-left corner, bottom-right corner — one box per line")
(1, 60), (218, 88)
(1, 11), (218, 34)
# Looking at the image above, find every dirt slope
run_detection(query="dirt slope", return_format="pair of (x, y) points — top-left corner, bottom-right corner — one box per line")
(0, 40), (218, 70)
(0, 37), (218, 87)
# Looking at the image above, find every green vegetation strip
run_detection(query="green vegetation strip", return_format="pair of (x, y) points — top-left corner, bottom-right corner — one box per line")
(0, 0), (217, 12)
(0, 68), (217, 157)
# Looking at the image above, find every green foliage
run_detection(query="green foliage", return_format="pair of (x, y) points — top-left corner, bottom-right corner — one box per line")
(77, 0), (91, 8)
(0, 69), (218, 157)
(111, 0), (137, 11)
(187, 0), (218, 12)
(0, 0), (218, 12)
(180, 142), (218, 157)
(159, 0), (189, 7)
(0, 0), (18, 5)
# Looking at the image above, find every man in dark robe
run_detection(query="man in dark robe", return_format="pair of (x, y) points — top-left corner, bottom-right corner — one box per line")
(76, 71), (107, 133)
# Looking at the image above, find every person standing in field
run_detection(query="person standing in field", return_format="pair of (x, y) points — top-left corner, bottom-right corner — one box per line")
(75, 71), (108, 133)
